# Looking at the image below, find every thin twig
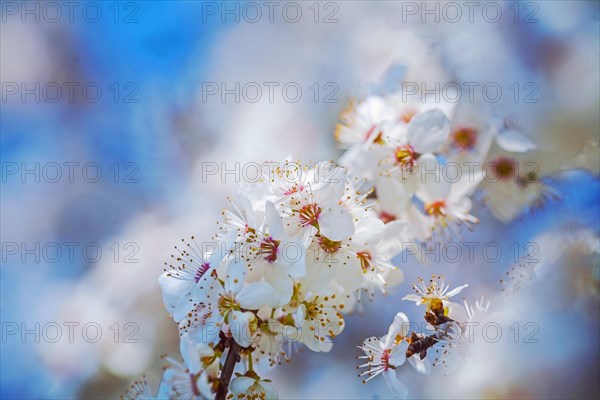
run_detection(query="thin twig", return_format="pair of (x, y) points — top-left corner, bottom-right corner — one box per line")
(215, 337), (241, 400)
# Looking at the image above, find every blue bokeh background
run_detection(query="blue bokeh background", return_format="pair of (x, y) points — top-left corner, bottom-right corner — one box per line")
(1, 1), (599, 399)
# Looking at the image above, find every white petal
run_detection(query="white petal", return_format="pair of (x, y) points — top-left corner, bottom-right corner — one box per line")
(446, 301), (469, 322)
(333, 256), (364, 293)
(408, 355), (431, 375)
(388, 340), (408, 367)
(406, 204), (431, 242)
(376, 176), (414, 211)
(301, 258), (335, 294)
(229, 310), (255, 348)
(157, 368), (175, 398)
(407, 109), (451, 154)
(197, 372), (216, 399)
(277, 237), (306, 278)
(236, 282), (274, 310)
(360, 95), (392, 122)
(229, 376), (255, 394)
(264, 266), (294, 308)
(207, 229), (237, 265)
(238, 192), (259, 228)
(265, 201), (284, 239)
(383, 312), (410, 348)
(447, 170), (483, 204)
(158, 272), (194, 321)
(180, 336), (201, 373)
(383, 369), (409, 399)
(382, 266), (405, 288)
(318, 204), (355, 241)
(339, 144), (387, 181)
(204, 357), (220, 378)
(299, 321), (333, 353)
(378, 220), (410, 255)
(310, 161), (346, 203)
(179, 309), (222, 347)
(191, 270), (223, 306)
(245, 259), (266, 283)
(445, 283), (469, 298)
(295, 304), (307, 327)
(351, 217), (385, 247)
(416, 154), (450, 201)
(496, 128), (537, 153)
(402, 294), (422, 303)
(260, 381), (279, 399)
(225, 260), (247, 294)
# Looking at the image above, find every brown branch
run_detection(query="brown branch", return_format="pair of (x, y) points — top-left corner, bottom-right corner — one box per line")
(406, 306), (460, 360)
(406, 331), (438, 360)
(424, 310), (453, 326)
(215, 337), (241, 400)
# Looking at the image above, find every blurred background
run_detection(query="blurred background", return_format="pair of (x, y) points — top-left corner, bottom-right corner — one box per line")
(1, 1), (599, 399)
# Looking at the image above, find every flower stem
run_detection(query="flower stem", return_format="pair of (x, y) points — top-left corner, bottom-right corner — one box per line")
(216, 337), (241, 400)
(248, 350), (254, 372)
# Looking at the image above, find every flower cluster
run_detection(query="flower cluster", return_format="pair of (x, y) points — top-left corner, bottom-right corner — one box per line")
(335, 89), (557, 235)
(128, 160), (407, 399)
(358, 275), (489, 398)
(124, 84), (571, 400)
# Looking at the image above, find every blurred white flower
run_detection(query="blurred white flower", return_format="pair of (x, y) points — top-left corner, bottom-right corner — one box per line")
(432, 297), (492, 375)
(379, 109), (452, 177)
(416, 155), (482, 242)
(335, 96), (395, 149)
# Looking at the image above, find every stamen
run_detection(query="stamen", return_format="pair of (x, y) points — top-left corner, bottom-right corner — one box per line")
(491, 157), (517, 181)
(378, 210), (397, 224)
(195, 262), (211, 283)
(451, 126), (478, 151)
(394, 145), (418, 170)
(357, 251), (373, 273)
(400, 109), (417, 124)
(318, 234), (342, 254)
(259, 237), (280, 263)
(425, 199), (447, 217)
(298, 203), (322, 228)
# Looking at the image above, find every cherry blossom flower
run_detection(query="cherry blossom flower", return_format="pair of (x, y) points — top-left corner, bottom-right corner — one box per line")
(134, 38), (599, 398)
(159, 231), (236, 322)
(250, 319), (292, 371)
(402, 275), (468, 312)
(242, 201), (308, 308)
(415, 155), (482, 242)
(279, 162), (355, 242)
(374, 175), (430, 242)
(179, 261), (269, 348)
(302, 215), (386, 294)
(379, 109), (452, 176)
(294, 292), (346, 352)
(480, 156), (560, 223)
(229, 374), (278, 400)
(334, 96), (395, 149)
(357, 312), (411, 399)
(160, 337), (220, 399)
(121, 376), (165, 400)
